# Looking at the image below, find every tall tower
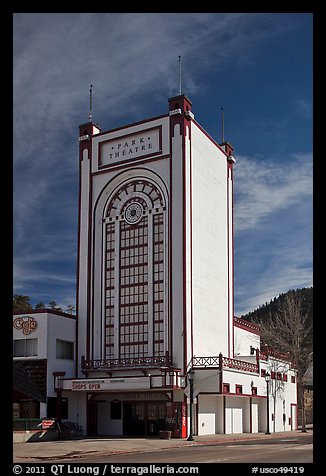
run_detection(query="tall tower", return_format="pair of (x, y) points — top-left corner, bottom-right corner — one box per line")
(73, 94), (236, 436)
(76, 95), (235, 373)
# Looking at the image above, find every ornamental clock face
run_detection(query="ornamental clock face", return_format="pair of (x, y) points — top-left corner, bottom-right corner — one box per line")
(124, 202), (143, 224)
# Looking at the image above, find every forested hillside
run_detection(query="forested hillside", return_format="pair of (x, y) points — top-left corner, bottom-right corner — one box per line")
(240, 287), (313, 351)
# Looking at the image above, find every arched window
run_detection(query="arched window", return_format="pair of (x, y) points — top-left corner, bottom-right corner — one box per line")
(103, 179), (167, 361)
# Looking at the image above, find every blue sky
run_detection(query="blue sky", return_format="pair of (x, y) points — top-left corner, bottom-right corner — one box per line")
(13, 13), (313, 316)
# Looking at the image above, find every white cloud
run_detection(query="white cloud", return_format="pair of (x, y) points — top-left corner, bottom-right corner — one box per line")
(233, 153), (312, 315)
(234, 152), (312, 232)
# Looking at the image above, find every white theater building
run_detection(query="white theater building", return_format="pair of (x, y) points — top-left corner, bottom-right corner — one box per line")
(58, 94), (297, 437)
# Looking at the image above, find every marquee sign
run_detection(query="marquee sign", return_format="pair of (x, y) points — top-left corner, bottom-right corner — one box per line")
(13, 317), (38, 335)
(66, 376), (151, 392)
(99, 126), (162, 167)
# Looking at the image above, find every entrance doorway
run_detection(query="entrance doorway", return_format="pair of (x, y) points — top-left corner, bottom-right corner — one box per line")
(87, 400), (98, 436)
(123, 402), (167, 436)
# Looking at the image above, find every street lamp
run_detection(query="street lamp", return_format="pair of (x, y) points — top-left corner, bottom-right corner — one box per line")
(187, 368), (194, 441)
(265, 371), (271, 435)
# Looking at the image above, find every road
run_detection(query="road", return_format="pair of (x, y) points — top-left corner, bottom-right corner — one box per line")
(45, 434), (313, 464)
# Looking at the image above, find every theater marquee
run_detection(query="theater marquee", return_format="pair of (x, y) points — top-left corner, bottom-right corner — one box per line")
(62, 376), (151, 391)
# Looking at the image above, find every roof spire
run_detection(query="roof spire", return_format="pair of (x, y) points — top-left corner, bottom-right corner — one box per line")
(221, 107), (225, 143)
(178, 56), (182, 96)
(88, 84), (93, 123)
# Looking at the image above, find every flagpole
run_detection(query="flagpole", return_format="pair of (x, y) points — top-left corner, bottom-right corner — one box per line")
(179, 56), (182, 96)
(89, 84), (93, 123)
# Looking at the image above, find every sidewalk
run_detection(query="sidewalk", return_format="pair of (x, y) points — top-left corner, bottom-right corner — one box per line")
(13, 429), (312, 463)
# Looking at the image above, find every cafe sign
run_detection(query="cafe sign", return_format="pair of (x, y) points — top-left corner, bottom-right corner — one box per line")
(13, 316), (37, 335)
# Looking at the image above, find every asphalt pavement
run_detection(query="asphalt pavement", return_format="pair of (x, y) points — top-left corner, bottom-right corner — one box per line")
(13, 428), (313, 463)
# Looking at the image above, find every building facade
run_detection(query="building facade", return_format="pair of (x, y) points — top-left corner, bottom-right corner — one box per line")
(13, 310), (76, 420)
(53, 95), (296, 436)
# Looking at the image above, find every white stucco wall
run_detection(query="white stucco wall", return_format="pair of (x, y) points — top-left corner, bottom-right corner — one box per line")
(77, 150), (91, 369)
(234, 325), (260, 357)
(190, 123), (229, 357)
(13, 311), (76, 398)
(47, 313), (76, 397)
(13, 312), (48, 359)
(262, 359), (297, 432)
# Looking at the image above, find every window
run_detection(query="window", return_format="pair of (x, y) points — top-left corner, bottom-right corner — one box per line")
(13, 338), (38, 357)
(235, 384), (243, 394)
(283, 374), (288, 382)
(119, 216), (149, 359)
(223, 383), (230, 393)
(153, 213), (164, 356)
(277, 372), (282, 381)
(261, 369), (266, 377)
(291, 376), (296, 384)
(56, 339), (74, 360)
(104, 179), (166, 360)
(271, 371), (276, 379)
(252, 386), (258, 396)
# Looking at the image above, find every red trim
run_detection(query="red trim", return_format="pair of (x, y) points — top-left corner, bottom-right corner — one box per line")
(90, 114), (168, 139)
(234, 316), (261, 335)
(227, 156), (235, 356)
(223, 395), (226, 434)
(87, 153), (93, 362)
(181, 400), (187, 438)
(188, 125), (194, 368)
(192, 120), (228, 157)
(227, 165), (230, 356)
(13, 309), (76, 319)
(168, 125), (174, 369)
(182, 116), (188, 372)
(92, 154), (170, 177)
(76, 148), (83, 376)
(168, 95), (194, 375)
(219, 353), (223, 394)
(231, 164), (235, 358)
(93, 168), (170, 214)
(195, 393), (198, 436)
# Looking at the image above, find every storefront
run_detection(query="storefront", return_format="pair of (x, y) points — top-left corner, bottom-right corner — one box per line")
(86, 392), (183, 437)
(60, 377), (185, 437)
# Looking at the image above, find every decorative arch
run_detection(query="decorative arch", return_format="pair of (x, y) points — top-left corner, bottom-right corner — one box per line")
(99, 174), (169, 362)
